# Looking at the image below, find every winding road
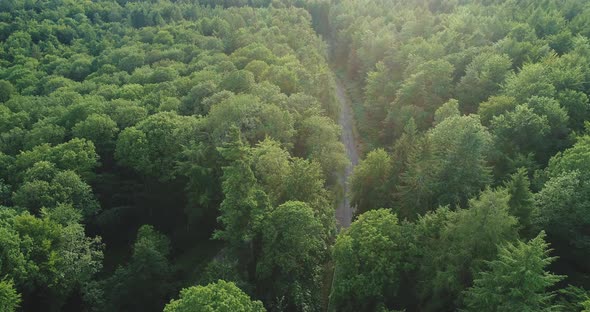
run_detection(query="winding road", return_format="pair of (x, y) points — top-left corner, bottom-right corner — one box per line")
(334, 77), (359, 228)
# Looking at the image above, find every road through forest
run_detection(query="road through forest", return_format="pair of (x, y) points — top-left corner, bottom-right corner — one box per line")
(334, 76), (359, 228)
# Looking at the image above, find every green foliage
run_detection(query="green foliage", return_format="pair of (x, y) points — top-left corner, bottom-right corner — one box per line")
(252, 138), (291, 205)
(298, 115), (348, 181)
(349, 149), (392, 216)
(456, 52), (512, 113)
(104, 225), (173, 312)
(207, 94), (294, 146)
(433, 99), (460, 125)
(0, 80), (15, 103)
(534, 170), (590, 272)
(116, 112), (199, 180)
(490, 104), (550, 172)
(256, 201), (325, 311)
(23, 120), (66, 151)
(2, 0), (589, 310)
(419, 189), (518, 310)
(504, 63), (555, 103)
(15, 138), (99, 180)
(72, 114), (119, 154)
(13, 169), (99, 218)
(427, 115), (492, 207)
(477, 96), (517, 126)
(0, 279), (20, 312)
(0, 207), (102, 311)
(547, 135), (590, 178)
(164, 280), (266, 312)
(330, 209), (406, 312)
(221, 70), (255, 94)
(462, 232), (563, 312)
(504, 168), (535, 236)
(215, 128), (270, 248)
(386, 59), (454, 137)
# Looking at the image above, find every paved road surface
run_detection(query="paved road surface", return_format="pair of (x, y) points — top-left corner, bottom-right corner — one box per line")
(334, 77), (359, 228)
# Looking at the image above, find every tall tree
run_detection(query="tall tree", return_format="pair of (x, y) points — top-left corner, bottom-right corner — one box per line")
(349, 149), (392, 216)
(256, 201), (326, 311)
(504, 168), (535, 236)
(330, 209), (408, 312)
(104, 225), (173, 312)
(0, 279), (20, 312)
(428, 115), (492, 208)
(215, 127), (269, 250)
(462, 232), (563, 312)
(420, 189), (518, 311)
(534, 170), (590, 273)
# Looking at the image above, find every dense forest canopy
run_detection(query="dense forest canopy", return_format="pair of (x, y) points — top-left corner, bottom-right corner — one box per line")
(1, 0), (590, 311)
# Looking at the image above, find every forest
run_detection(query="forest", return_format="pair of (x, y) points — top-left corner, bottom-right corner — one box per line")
(1, 0), (590, 311)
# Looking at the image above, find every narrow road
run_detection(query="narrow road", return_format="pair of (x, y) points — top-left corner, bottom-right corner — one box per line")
(335, 77), (359, 228)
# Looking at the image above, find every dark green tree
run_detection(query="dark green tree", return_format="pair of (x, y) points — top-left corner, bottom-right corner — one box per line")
(462, 232), (563, 312)
(256, 201), (326, 311)
(104, 225), (173, 312)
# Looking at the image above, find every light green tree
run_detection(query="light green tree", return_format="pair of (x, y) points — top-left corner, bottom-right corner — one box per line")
(0, 279), (20, 312)
(349, 149), (392, 216)
(330, 209), (406, 312)
(164, 280), (265, 312)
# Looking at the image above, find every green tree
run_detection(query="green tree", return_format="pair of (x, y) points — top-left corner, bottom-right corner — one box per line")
(525, 96), (571, 162)
(477, 96), (517, 126)
(72, 113), (119, 155)
(23, 120), (66, 150)
(462, 232), (563, 312)
(504, 168), (535, 236)
(395, 135), (436, 218)
(207, 94), (294, 146)
(428, 115), (492, 207)
(0, 80), (15, 103)
(349, 149), (392, 216)
(164, 280), (265, 312)
(456, 52), (512, 113)
(534, 170), (590, 272)
(490, 104), (550, 170)
(546, 134), (590, 178)
(433, 99), (460, 125)
(221, 70), (255, 94)
(330, 209), (407, 312)
(389, 59), (454, 132)
(557, 90), (590, 132)
(503, 63), (555, 103)
(0, 209), (102, 311)
(115, 112), (199, 180)
(263, 65), (299, 95)
(215, 127), (269, 250)
(251, 138), (291, 205)
(256, 201), (325, 311)
(104, 225), (173, 312)
(13, 170), (99, 218)
(15, 138), (99, 180)
(0, 279), (20, 312)
(298, 115), (348, 181)
(421, 189), (518, 311)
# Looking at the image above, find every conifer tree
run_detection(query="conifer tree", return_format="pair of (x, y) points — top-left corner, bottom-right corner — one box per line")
(463, 232), (563, 312)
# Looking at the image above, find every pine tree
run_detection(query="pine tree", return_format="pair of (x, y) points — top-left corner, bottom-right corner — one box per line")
(462, 231), (563, 312)
(215, 126), (270, 248)
(504, 168), (534, 236)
